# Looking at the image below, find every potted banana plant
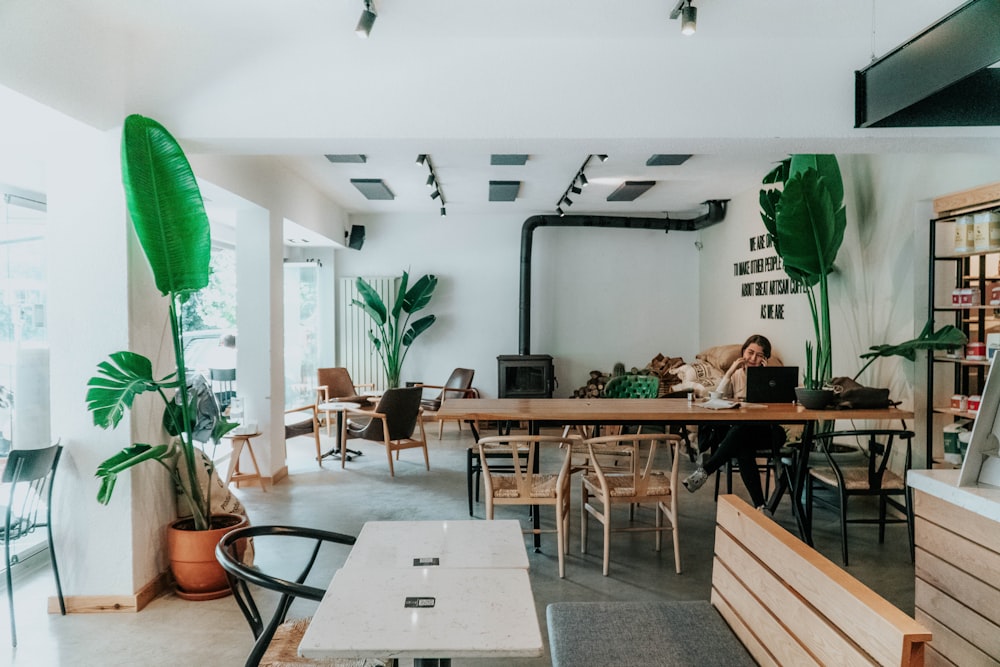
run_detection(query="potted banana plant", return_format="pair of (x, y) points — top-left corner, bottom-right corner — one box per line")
(85, 114), (242, 599)
(760, 154), (846, 408)
(353, 272), (437, 388)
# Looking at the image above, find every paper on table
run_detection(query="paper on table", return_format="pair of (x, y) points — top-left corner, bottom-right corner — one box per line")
(698, 398), (740, 410)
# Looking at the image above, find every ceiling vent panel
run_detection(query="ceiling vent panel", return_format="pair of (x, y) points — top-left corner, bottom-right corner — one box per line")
(490, 154), (529, 166)
(607, 181), (656, 202)
(350, 179), (394, 200)
(646, 154), (692, 166)
(325, 154), (367, 163)
(489, 180), (521, 202)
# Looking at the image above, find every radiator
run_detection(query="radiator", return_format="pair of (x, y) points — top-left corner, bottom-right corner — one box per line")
(338, 276), (396, 391)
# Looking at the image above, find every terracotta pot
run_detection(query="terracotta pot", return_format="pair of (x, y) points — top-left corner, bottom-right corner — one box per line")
(167, 513), (247, 601)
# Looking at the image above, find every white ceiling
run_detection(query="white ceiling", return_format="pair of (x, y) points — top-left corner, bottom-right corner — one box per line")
(1, 0), (997, 224)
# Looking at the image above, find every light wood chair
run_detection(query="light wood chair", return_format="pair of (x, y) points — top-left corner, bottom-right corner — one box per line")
(316, 367), (374, 405)
(341, 386), (428, 477)
(580, 433), (682, 576)
(477, 434), (579, 577)
(284, 404), (322, 468)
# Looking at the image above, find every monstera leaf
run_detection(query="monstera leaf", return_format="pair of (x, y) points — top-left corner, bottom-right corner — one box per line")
(854, 321), (968, 381)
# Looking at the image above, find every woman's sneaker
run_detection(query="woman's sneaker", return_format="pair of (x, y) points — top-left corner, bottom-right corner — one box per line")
(683, 467), (708, 492)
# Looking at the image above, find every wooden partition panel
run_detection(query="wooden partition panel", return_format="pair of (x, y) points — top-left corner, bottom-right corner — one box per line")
(713, 495), (930, 667)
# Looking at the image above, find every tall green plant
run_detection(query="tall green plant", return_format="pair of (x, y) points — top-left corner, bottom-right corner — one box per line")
(760, 154), (846, 389)
(353, 272), (437, 387)
(854, 320), (967, 381)
(85, 115), (235, 531)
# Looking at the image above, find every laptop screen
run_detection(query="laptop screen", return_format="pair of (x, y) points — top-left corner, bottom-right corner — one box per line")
(744, 366), (799, 403)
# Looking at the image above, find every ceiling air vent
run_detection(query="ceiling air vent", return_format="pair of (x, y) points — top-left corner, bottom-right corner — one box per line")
(490, 154), (529, 166)
(607, 181), (656, 202)
(325, 154), (367, 163)
(646, 154), (692, 166)
(489, 181), (521, 202)
(350, 179), (394, 200)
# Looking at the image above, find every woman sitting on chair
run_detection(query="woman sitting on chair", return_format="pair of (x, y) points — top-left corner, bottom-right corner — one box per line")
(682, 334), (786, 509)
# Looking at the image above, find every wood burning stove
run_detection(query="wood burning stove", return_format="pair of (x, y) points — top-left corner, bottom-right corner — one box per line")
(497, 354), (555, 398)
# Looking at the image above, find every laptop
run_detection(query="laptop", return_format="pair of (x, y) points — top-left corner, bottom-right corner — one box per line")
(744, 366), (799, 403)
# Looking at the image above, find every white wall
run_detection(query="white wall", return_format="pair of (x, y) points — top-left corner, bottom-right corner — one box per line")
(336, 213), (701, 397)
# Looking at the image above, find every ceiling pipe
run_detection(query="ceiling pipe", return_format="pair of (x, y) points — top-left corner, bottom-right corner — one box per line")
(518, 200), (728, 355)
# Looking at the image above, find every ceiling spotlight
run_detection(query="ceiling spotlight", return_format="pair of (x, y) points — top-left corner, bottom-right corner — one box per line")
(570, 185), (582, 195)
(556, 207), (565, 217)
(416, 154), (427, 166)
(579, 173), (589, 187)
(355, 0), (377, 38)
(563, 196), (573, 207)
(597, 154), (609, 162)
(681, 2), (697, 35)
(426, 174), (435, 188)
(431, 189), (441, 200)
(440, 207), (447, 216)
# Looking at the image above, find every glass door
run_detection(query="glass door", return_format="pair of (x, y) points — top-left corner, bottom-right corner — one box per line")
(284, 262), (320, 407)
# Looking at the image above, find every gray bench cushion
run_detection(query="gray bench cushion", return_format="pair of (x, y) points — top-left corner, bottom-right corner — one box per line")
(547, 601), (756, 667)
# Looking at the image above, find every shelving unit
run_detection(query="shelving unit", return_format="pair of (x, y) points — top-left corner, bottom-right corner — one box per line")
(927, 183), (1000, 468)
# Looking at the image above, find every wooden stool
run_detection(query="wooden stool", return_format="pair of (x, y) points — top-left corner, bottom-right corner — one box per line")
(224, 431), (266, 491)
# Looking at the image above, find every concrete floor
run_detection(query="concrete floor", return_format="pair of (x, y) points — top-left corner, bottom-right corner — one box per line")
(5, 423), (916, 666)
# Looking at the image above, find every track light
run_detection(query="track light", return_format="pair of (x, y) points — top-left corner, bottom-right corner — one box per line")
(355, 0), (377, 38)
(554, 155), (594, 215)
(431, 189), (441, 200)
(419, 154), (448, 213)
(578, 173), (588, 187)
(597, 154), (609, 163)
(557, 207), (565, 216)
(670, 0), (697, 36)
(440, 207), (446, 216)
(570, 185), (582, 195)
(681, 3), (697, 35)
(563, 196), (573, 207)
(426, 174), (435, 188)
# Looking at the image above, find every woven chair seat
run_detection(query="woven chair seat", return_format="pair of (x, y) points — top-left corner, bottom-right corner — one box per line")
(583, 472), (673, 497)
(491, 473), (561, 498)
(262, 618), (393, 667)
(809, 465), (905, 491)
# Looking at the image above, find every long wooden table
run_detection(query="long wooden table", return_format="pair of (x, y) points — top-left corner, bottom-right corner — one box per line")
(438, 398), (913, 543)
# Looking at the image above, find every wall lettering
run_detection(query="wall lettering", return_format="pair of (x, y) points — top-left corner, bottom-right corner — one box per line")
(736, 233), (793, 320)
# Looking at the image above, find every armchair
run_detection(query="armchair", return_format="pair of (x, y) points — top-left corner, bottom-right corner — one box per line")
(418, 367), (476, 439)
(341, 387), (428, 476)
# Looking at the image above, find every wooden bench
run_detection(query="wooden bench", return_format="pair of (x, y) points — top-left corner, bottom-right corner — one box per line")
(547, 495), (931, 666)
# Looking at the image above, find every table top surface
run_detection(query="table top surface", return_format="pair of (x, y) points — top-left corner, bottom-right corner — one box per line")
(298, 567), (543, 660)
(343, 519), (529, 570)
(318, 401), (362, 410)
(436, 398), (913, 423)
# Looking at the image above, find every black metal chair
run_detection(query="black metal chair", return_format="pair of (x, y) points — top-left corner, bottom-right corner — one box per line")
(216, 524), (394, 667)
(2, 442), (65, 647)
(805, 428), (916, 566)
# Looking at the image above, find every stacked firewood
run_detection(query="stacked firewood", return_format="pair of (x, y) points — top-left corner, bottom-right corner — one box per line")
(571, 370), (609, 398)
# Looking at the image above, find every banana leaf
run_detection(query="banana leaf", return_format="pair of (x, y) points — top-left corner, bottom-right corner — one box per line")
(120, 114), (211, 296)
(401, 274), (438, 313)
(86, 350), (177, 430)
(854, 322), (968, 380)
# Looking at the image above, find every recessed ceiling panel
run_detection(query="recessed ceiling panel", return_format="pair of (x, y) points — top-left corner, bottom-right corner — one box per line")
(325, 154), (367, 163)
(351, 179), (394, 200)
(490, 154), (529, 166)
(646, 154), (692, 166)
(489, 180), (521, 202)
(607, 181), (656, 202)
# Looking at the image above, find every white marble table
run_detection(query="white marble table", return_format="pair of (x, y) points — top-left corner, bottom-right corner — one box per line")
(343, 519), (529, 570)
(298, 567), (543, 665)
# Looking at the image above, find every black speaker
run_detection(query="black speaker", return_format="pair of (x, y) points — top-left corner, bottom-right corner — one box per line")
(347, 224), (365, 250)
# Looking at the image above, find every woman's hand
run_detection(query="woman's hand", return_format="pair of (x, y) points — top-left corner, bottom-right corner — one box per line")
(727, 357), (746, 375)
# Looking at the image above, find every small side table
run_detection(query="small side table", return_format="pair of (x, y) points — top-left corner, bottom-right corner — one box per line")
(318, 401), (365, 463)
(224, 431), (266, 492)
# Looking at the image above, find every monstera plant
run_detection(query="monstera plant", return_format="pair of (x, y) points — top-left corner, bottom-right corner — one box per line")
(353, 272), (437, 388)
(86, 114), (236, 532)
(760, 154), (846, 390)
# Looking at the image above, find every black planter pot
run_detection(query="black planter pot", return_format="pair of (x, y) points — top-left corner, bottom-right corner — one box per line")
(795, 388), (835, 410)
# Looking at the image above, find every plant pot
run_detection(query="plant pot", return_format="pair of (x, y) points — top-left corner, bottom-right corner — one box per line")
(167, 512), (247, 601)
(795, 388), (835, 410)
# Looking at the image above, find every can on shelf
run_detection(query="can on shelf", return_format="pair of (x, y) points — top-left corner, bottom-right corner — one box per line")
(969, 395), (982, 412)
(967, 341), (987, 360)
(974, 210), (1000, 251)
(955, 215), (974, 252)
(951, 394), (969, 411)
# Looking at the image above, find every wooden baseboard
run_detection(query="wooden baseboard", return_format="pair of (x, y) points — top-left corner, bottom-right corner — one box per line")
(48, 570), (172, 614)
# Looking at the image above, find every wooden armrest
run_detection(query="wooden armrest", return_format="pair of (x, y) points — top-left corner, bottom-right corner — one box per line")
(354, 383), (376, 390)
(285, 404), (317, 415)
(316, 386), (329, 403)
(346, 405), (384, 419)
(441, 387), (477, 398)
